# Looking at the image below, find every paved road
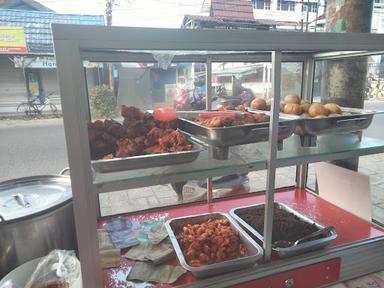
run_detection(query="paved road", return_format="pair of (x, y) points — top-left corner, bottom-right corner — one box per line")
(363, 100), (384, 139)
(0, 118), (68, 182)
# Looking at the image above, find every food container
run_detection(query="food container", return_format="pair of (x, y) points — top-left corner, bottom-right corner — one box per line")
(177, 111), (296, 160)
(91, 135), (206, 173)
(295, 108), (375, 146)
(0, 175), (76, 277)
(165, 212), (263, 278)
(230, 203), (337, 258)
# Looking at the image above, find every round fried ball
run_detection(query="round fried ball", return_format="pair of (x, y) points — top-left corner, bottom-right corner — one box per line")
(284, 94), (301, 105)
(283, 103), (302, 115)
(251, 98), (267, 110)
(324, 103), (342, 115)
(300, 103), (311, 113)
(308, 103), (329, 117)
(329, 113), (341, 117)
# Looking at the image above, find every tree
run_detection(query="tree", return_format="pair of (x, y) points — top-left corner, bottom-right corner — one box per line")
(324, 0), (373, 170)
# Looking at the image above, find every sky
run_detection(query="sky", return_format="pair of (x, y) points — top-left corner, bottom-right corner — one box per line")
(37, 0), (206, 28)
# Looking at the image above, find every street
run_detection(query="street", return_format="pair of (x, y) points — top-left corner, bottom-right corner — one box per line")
(0, 118), (68, 182)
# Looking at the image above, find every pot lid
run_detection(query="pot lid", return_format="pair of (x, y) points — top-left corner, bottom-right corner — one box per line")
(0, 175), (72, 222)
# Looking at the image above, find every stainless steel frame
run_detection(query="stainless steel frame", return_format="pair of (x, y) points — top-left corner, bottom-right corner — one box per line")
(52, 24), (384, 288)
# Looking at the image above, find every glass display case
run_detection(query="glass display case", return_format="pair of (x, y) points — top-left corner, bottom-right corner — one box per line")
(52, 24), (384, 287)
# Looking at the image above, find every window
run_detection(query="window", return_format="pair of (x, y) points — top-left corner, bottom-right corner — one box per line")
(303, 2), (318, 13)
(253, 0), (271, 10)
(278, 0), (295, 11)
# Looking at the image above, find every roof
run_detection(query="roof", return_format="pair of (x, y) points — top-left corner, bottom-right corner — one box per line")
(0, 0), (53, 12)
(0, 9), (104, 54)
(211, 0), (254, 21)
(183, 14), (276, 27)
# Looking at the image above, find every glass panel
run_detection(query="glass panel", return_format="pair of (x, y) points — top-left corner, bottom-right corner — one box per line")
(212, 61), (303, 110)
(86, 61), (207, 120)
(94, 134), (384, 191)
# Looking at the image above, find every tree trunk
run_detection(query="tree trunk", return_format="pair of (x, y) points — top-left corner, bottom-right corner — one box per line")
(324, 0), (373, 171)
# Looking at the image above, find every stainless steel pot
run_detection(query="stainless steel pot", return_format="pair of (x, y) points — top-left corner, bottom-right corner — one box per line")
(0, 173), (76, 277)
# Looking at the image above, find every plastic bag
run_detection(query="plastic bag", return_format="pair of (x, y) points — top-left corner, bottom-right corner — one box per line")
(0, 280), (21, 288)
(25, 250), (81, 288)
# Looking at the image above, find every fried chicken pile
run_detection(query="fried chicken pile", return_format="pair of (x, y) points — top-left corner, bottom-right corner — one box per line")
(176, 219), (247, 267)
(218, 103), (247, 112)
(88, 106), (192, 160)
(194, 113), (270, 128)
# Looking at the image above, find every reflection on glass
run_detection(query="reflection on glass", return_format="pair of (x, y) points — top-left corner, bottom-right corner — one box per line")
(212, 62), (303, 110)
(85, 62), (207, 120)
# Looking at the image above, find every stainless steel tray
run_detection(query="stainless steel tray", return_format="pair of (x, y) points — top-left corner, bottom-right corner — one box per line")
(165, 212), (263, 278)
(230, 203), (337, 258)
(177, 112), (296, 147)
(91, 135), (206, 173)
(294, 107), (375, 136)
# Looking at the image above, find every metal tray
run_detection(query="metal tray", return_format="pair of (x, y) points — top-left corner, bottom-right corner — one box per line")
(294, 107), (375, 136)
(230, 203), (337, 258)
(177, 111), (296, 147)
(165, 212), (263, 278)
(91, 135), (206, 173)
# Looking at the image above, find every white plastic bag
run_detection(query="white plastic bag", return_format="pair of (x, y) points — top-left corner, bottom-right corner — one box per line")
(0, 280), (21, 288)
(25, 250), (80, 288)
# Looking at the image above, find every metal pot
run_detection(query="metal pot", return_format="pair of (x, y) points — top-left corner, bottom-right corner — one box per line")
(0, 173), (76, 277)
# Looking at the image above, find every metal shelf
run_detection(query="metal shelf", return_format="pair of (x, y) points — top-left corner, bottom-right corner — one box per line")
(94, 134), (384, 192)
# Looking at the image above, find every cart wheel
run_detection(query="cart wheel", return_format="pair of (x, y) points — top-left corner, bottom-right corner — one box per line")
(16, 103), (29, 116)
(50, 103), (59, 117)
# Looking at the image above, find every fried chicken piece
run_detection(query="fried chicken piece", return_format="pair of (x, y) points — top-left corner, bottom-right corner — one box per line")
(144, 144), (166, 154)
(144, 127), (164, 146)
(158, 130), (191, 151)
(104, 119), (125, 138)
(176, 218), (246, 267)
(115, 138), (143, 157)
(121, 105), (144, 121)
(195, 117), (234, 127)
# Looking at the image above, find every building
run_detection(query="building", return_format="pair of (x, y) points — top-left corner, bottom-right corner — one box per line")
(0, 0), (104, 112)
(252, 0), (326, 31)
(182, 0), (275, 29)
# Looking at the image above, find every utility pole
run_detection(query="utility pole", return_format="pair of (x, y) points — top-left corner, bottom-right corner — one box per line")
(106, 0), (115, 93)
(305, 0), (310, 32)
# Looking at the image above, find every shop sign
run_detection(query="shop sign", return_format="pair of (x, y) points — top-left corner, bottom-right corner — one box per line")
(13, 56), (102, 69)
(0, 26), (27, 54)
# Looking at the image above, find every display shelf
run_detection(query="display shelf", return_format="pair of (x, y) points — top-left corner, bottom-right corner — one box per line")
(52, 24), (384, 287)
(100, 189), (384, 288)
(94, 134), (384, 192)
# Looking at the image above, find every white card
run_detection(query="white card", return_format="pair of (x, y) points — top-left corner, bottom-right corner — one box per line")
(315, 162), (372, 222)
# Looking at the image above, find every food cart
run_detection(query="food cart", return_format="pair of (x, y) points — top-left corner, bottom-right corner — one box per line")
(52, 24), (384, 287)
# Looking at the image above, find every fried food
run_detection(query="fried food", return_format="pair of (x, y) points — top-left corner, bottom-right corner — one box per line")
(193, 113), (270, 127)
(218, 103), (246, 112)
(324, 103), (342, 115)
(176, 219), (247, 267)
(283, 103), (302, 115)
(250, 98), (267, 110)
(88, 106), (193, 160)
(308, 103), (329, 117)
(284, 94), (301, 104)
